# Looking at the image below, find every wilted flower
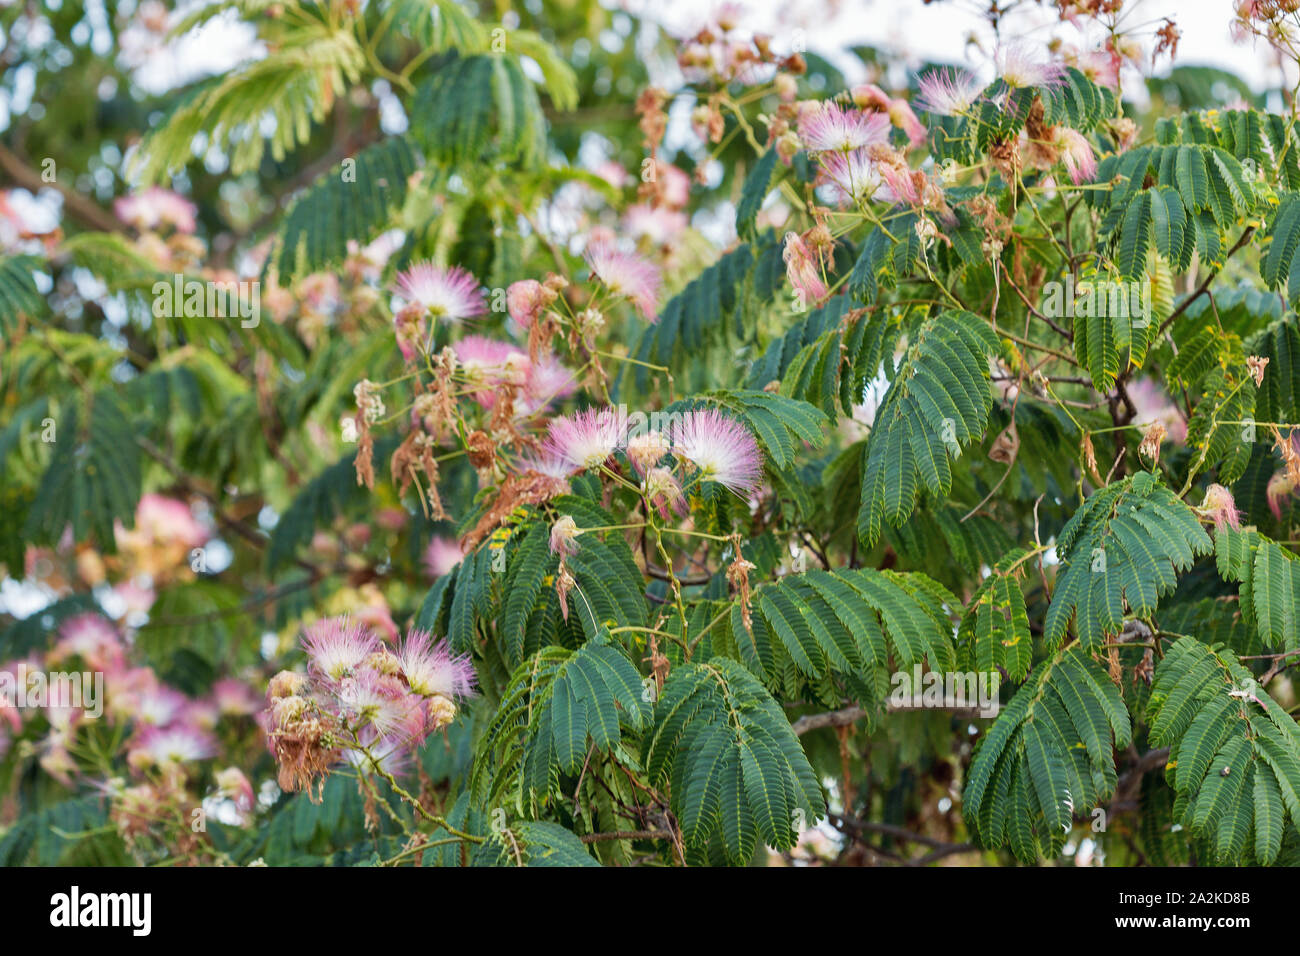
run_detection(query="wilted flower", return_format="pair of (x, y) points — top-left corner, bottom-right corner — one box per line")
(672, 408), (764, 495)
(550, 515), (582, 556)
(783, 231), (828, 303)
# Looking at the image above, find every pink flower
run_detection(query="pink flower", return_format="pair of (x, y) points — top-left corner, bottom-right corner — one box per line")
(1267, 471), (1297, 520)
(544, 407), (628, 472)
(783, 231), (828, 304)
(212, 678), (262, 717)
(114, 187), (197, 234)
(624, 204), (688, 244)
(396, 629), (476, 699)
(52, 614), (125, 672)
(454, 335), (529, 409)
(520, 353), (579, 415)
(507, 279), (548, 328)
(391, 262), (486, 321)
(817, 149), (886, 206)
(852, 84), (927, 147)
(916, 68), (985, 117)
(1056, 128), (1097, 185)
(335, 670), (425, 743)
(130, 724), (217, 765)
(585, 242), (662, 321)
(672, 408), (763, 495)
(1201, 484), (1241, 531)
(997, 46), (1065, 89)
(797, 102), (891, 152)
(301, 616), (379, 682)
(424, 536), (464, 579)
(135, 685), (189, 727)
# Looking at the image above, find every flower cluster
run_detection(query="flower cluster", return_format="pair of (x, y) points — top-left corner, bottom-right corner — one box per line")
(260, 617), (475, 798)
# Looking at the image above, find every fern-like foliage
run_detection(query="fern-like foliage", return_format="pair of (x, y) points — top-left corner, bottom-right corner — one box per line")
(23, 393), (142, 554)
(1147, 637), (1300, 864)
(272, 136), (421, 278)
(132, 16), (365, 182)
(958, 549), (1033, 682)
(474, 820), (599, 867)
(471, 637), (649, 814)
(643, 657), (825, 862)
(856, 309), (999, 546)
(410, 53), (546, 167)
(1213, 525), (1300, 652)
(963, 644), (1132, 863)
(0, 254), (45, 334)
(739, 567), (957, 692)
(1166, 325), (1258, 484)
(1045, 472), (1213, 650)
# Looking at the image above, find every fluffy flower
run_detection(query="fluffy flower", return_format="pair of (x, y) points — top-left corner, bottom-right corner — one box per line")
(544, 407), (627, 472)
(783, 231), (828, 304)
(454, 335), (529, 408)
(916, 68), (985, 116)
(396, 628), (477, 700)
(550, 515), (582, 557)
(797, 101), (891, 152)
(335, 670), (425, 744)
(424, 537), (464, 579)
(301, 617), (379, 683)
(1056, 128), (1097, 185)
(52, 613), (125, 672)
(852, 84), (927, 147)
(585, 241), (662, 320)
(997, 46), (1065, 89)
(817, 149), (887, 206)
(624, 204), (688, 244)
(626, 430), (671, 475)
(520, 353), (579, 415)
(212, 678), (262, 717)
(506, 279), (550, 329)
(391, 262), (486, 321)
(130, 724), (216, 765)
(1201, 484), (1241, 531)
(114, 187), (197, 234)
(644, 466), (687, 519)
(672, 408), (763, 495)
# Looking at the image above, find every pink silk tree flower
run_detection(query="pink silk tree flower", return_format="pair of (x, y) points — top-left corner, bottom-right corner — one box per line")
(550, 515), (582, 557)
(396, 628), (477, 700)
(301, 616), (380, 683)
(996, 46), (1066, 89)
(916, 68), (985, 117)
(852, 84), (928, 148)
(672, 408), (764, 495)
(392, 261), (486, 322)
(544, 406), (628, 473)
(584, 241), (662, 321)
(797, 101), (891, 153)
(1056, 128), (1098, 185)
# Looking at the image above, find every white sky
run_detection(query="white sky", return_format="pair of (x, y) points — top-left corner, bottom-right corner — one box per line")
(627, 0), (1296, 92)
